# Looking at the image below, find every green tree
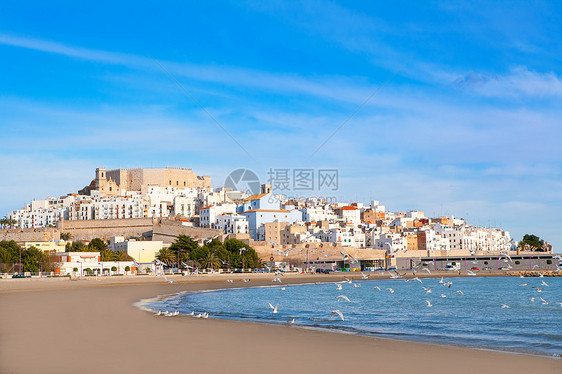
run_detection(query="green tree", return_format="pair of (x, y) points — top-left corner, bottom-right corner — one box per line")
(223, 239), (260, 269)
(156, 248), (175, 266)
(114, 250), (134, 261)
(60, 232), (72, 241)
(169, 235), (200, 268)
(519, 234), (545, 251)
(69, 241), (86, 252)
(124, 266), (130, 272)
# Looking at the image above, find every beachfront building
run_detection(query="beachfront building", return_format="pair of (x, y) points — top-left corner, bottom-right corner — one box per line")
(24, 240), (70, 253)
(53, 251), (136, 276)
(109, 237), (163, 263)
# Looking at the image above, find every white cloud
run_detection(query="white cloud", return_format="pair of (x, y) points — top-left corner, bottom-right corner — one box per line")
(454, 67), (562, 97)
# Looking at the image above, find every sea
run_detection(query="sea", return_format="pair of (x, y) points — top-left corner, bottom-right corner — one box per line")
(142, 276), (562, 358)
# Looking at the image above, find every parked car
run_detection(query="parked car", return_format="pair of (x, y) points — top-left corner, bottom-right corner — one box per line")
(482, 266), (492, 270)
(11, 274), (29, 278)
(471, 267), (480, 271)
(315, 269), (331, 274)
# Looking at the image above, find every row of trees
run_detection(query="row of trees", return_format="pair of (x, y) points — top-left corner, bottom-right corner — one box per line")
(0, 240), (56, 273)
(0, 217), (17, 229)
(156, 235), (261, 270)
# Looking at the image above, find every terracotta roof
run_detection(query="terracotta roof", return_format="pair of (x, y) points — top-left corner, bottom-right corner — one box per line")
(240, 193), (269, 203)
(339, 206), (357, 211)
(200, 205), (212, 210)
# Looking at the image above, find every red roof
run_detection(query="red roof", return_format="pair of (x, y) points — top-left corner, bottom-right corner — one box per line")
(340, 206), (357, 211)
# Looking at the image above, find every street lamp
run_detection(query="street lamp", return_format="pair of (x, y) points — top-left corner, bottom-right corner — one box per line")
(36, 260), (43, 278)
(19, 245), (22, 274)
(239, 247), (247, 272)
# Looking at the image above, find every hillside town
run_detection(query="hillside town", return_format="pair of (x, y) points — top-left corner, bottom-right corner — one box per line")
(1, 167), (557, 276)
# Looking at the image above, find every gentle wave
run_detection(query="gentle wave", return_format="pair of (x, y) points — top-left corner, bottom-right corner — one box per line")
(143, 276), (562, 358)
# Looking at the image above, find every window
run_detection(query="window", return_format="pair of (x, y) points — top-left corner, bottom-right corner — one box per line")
(169, 180), (172, 185)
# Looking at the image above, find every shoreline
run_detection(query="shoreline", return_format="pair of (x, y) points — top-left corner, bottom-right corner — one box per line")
(135, 276), (561, 360)
(1, 274), (561, 374)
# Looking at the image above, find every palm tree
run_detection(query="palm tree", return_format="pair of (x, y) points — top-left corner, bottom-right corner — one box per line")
(156, 248), (175, 266)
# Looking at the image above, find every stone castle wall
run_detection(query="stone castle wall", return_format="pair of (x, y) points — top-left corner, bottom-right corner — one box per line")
(57, 218), (154, 241)
(0, 227), (60, 243)
(152, 219), (221, 244)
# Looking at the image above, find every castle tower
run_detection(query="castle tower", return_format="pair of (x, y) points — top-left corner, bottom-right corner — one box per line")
(95, 168), (107, 189)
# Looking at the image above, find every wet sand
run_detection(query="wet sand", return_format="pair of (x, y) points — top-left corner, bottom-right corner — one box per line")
(1, 273), (560, 374)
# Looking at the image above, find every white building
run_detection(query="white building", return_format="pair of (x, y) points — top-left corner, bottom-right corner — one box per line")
(214, 214), (248, 234)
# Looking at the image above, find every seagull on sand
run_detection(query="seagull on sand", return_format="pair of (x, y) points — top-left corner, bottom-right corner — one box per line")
(272, 277), (282, 283)
(422, 287), (432, 294)
(455, 290), (464, 296)
(337, 295), (351, 302)
(242, 278), (250, 283)
(330, 310), (345, 321)
(226, 279), (233, 283)
(268, 303), (279, 314)
(289, 318), (296, 324)
(425, 299), (432, 307)
(387, 288), (395, 293)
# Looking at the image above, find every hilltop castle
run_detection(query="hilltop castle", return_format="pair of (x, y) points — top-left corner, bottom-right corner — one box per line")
(80, 167), (211, 197)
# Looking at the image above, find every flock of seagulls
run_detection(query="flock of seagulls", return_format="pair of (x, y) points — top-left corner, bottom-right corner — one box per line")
(153, 261), (560, 323)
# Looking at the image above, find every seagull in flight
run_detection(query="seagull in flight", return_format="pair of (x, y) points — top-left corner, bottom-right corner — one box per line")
(337, 295), (351, 302)
(272, 277), (282, 283)
(529, 297), (535, 302)
(532, 287), (543, 293)
(467, 270), (477, 276)
(373, 286), (381, 291)
(541, 280), (549, 287)
(443, 282), (453, 288)
(519, 283), (528, 287)
(361, 272), (370, 279)
(387, 288), (395, 293)
(280, 286), (286, 290)
(439, 277), (444, 284)
(268, 303), (279, 314)
(336, 283), (343, 290)
(540, 298), (549, 305)
(289, 318), (296, 324)
(413, 277), (423, 284)
(422, 287), (432, 294)
(353, 284), (361, 288)
(423, 268), (431, 274)
(501, 304), (510, 309)
(425, 299), (432, 307)
(455, 290), (464, 296)
(440, 294), (447, 298)
(330, 310), (345, 321)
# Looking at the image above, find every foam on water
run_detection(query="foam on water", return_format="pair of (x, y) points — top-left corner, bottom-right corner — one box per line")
(143, 276), (562, 358)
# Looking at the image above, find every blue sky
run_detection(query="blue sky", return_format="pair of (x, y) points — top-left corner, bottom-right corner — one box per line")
(0, 1), (561, 251)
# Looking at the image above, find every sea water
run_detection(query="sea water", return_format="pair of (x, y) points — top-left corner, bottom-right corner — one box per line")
(144, 276), (562, 357)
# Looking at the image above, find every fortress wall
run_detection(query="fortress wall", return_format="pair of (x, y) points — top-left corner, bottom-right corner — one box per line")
(152, 219), (221, 244)
(0, 228), (60, 243)
(57, 218), (154, 241)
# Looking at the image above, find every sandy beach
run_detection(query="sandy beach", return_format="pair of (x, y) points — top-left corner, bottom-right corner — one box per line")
(1, 273), (560, 374)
